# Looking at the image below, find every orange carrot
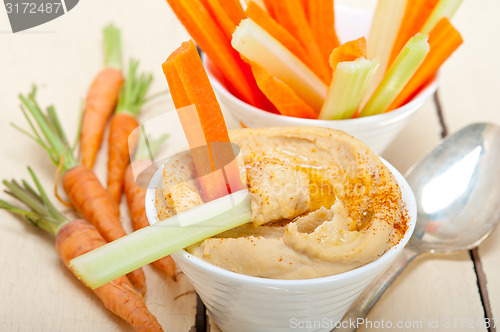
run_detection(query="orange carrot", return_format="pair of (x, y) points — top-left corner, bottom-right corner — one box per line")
(0, 170), (163, 332)
(124, 160), (177, 280)
(222, 0), (245, 25)
(107, 61), (152, 205)
(245, 1), (311, 71)
(250, 62), (318, 119)
(80, 24), (124, 169)
(298, 0), (308, 12)
(163, 49), (217, 200)
(166, 0), (265, 107)
(388, 0), (439, 67)
(262, 0), (276, 18)
(387, 18), (462, 111)
(306, 0), (340, 64)
(162, 40), (245, 201)
(18, 88), (147, 296)
(64, 166), (147, 295)
(267, 0), (331, 83)
(200, 0), (239, 39)
(57, 221), (161, 331)
(107, 113), (138, 204)
(329, 37), (367, 72)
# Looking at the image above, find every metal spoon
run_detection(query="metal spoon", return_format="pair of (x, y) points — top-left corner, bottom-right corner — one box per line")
(337, 122), (500, 331)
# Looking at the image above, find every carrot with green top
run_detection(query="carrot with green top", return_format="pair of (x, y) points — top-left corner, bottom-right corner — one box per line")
(0, 169), (162, 332)
(124, 136), (177, 280)
(80, 24), (124, 169)
(162, 40), (245, 201)
(16, 87), (147, 296)
(107, 60), (152, 205)
(387, 18), (463, 111)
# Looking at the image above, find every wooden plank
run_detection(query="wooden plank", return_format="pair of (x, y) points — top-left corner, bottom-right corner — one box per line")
(360, 253), (486, 332)
(435, 0), (500, 329)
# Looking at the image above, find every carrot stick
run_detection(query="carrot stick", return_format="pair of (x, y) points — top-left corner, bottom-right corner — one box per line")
(329, 37), (367, 72)
(17, 88), (147, 296)
(306, 0), (340, 64)
(262, 0), (276, 18)
(200, 0), (239, 39)
(125, 136), (177, 280)
(162, 40), (245, 201)
(232, 19), (327, 112)
(0, 169), (163, 332)
(244, 0), (266, 10)
(162, 51), (221, 201)
(244, 1), (311, 71)
(388, 0), (439, 67)
(80, 24), (124, 169)
(166, 0), (265, 107)
(217, 0), (244, 26)
(107, 60), (152, 205)
(250, 62), (318, 119)
(387, 18), (463, 111)
(267, 0), (332, 83)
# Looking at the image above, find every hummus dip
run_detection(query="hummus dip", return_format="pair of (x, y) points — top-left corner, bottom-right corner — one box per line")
(157, 127), (408, 279)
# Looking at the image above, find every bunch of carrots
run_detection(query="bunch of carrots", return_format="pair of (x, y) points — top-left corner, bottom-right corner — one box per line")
(1, 24), (176, 331)
(166, 0), (464, 120)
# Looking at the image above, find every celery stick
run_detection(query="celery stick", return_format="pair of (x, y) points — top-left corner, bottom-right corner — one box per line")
(232, 18), (327, 111)
(421, 0), (463, 34)
(69, 189), (251, 289)
(362, 0), (407, 108)
(319, 58), (380, 120)
(359, 34), (430, 118)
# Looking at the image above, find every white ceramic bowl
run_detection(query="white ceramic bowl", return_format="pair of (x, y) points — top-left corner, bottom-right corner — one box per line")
(146, 157), (416, 332)
(204, 4), (438, 155)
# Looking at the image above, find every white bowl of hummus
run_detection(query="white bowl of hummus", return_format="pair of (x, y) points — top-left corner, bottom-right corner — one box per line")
(146, 127), (416, 332)
(204, 4), (438, 155)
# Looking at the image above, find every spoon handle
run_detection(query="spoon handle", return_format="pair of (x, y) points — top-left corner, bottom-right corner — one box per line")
(335, 248), (419, 332)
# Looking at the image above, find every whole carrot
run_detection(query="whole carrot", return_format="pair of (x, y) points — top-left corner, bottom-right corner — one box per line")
(0, 169), (163, 332)
(107, 60), (152, 205)
(80, 24), (124, 169)
(124, 137), (177, 280)
(17, 87), (146, 296)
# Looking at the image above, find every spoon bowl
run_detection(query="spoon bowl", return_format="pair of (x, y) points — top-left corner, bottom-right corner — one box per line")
(338, 122), (500, 331)
(408, 122), (500, 252)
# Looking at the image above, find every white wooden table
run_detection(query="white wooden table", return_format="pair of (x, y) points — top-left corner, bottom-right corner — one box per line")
(1, 1), (499, 331)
